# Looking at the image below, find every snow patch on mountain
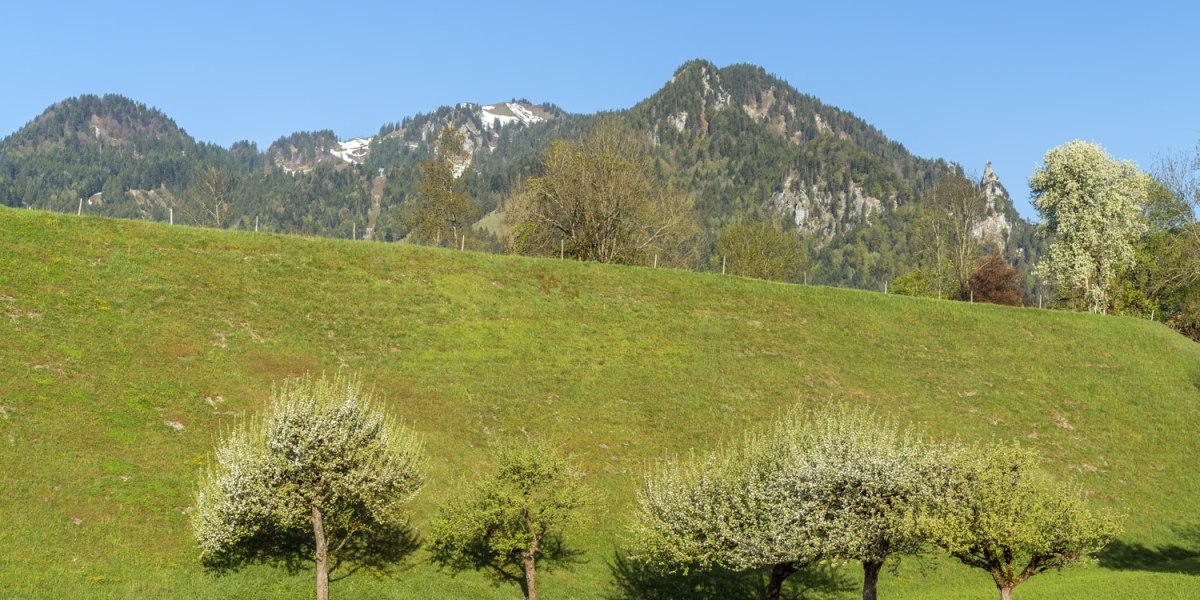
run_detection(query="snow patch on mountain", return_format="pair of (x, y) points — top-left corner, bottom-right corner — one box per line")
(331, 137), (372, 164)
(480, 102), (545, 130)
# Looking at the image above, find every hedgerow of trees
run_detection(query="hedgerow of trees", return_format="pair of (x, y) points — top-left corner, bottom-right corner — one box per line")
(193, 384), (1118, 600)
(628, 406), (1115, 600)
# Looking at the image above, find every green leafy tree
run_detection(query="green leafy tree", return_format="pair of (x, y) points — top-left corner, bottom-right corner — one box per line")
(411, 126), (478, 246)
(1116, 144), (1200, 338)
(191, 374), (425, 600)
(429, 440), (584, 600)
(891, 266), (954, 299)
(924, 444), (1118, 600)
(507, 116), (699, 266)
(715, 219), (808, 282)
(631, 406), (941, 600)
(1030, 141), (1151, 313)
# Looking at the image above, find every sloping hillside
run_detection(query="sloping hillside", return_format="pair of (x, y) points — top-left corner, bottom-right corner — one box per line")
(1, 207), (1197, 599)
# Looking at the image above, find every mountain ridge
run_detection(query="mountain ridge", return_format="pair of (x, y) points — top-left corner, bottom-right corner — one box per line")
(0, 60), (1039, 290)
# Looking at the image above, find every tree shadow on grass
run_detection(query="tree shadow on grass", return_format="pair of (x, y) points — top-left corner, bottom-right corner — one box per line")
(328, 524), (422, 582)
(201, 521), (421, 584)
(1098, 525), (1200, 575)
(430, 533), (586, 598)
(606, 551), (854, 600)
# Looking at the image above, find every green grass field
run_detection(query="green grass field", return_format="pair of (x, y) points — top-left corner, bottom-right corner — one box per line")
(1, 207), (1198, 599)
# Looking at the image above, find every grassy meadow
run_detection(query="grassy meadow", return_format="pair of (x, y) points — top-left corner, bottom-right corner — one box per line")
(1, 206), (1198, 599)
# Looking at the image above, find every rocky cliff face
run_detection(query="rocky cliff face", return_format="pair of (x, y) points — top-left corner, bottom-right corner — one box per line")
(772, 173), (888, 239)
(975, 162), (1013, 250)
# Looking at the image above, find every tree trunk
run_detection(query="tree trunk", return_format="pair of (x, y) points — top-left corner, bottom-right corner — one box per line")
(999, 586), (1013, 600)
(312, 503), (329, 600)
(862, 560), (883, 600)
(522, 549), (538, 600)
(766, 562), (798, 600)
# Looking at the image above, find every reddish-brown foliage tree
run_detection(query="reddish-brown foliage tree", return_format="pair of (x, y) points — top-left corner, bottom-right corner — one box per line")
(969, 250), (1024, 306)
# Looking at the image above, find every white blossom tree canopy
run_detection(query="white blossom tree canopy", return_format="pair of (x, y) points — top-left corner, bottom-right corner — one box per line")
(631, 406), (943, 600)
(1030, 140), (1151, 313)
(191, 373), (425, 600)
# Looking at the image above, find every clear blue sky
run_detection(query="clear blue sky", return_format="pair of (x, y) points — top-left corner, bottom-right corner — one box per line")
(3, 1), (1197, 217)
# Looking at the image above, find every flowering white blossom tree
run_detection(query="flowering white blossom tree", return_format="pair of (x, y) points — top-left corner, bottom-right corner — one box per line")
(1031, 140), (1151, 313)
(191, 374), (425, 600)
(631, 406), (941, 600)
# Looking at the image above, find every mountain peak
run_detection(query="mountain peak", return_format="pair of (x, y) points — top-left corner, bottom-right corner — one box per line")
(980, 161), (1007, 202)
(3, 93), (191, 154)
(672, 59), (720, 78)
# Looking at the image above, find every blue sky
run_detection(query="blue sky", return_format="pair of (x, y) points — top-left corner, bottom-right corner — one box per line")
(2, 1), (1197, 217)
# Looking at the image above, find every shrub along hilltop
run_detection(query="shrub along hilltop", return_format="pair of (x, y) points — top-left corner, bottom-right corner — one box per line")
(1, 207), (1198, 599)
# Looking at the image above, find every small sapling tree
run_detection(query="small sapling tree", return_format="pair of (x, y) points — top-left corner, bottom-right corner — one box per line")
(191, 373), (425, 600)
(429, 440), (584, 600)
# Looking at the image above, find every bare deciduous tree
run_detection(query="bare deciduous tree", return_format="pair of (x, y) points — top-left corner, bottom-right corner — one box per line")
(507, 117), (699, 266)
(179, 165), (235, 228)
(932, 172), (988, 299)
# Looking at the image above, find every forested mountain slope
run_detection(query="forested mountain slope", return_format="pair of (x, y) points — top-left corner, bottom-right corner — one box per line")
(0, 61), (1040, 289)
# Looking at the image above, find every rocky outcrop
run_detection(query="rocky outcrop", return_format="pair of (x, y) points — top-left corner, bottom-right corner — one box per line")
(974, 162), (1012, 249)
(772, 172), (888, 240)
